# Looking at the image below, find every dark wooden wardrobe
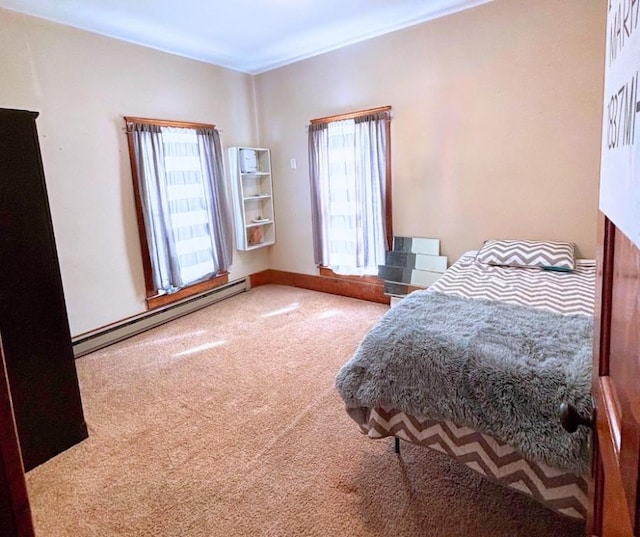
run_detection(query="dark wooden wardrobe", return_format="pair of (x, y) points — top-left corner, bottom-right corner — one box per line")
(0, 108), (87, 472)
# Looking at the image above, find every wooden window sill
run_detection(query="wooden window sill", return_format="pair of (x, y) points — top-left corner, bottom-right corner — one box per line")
(318, 266), (383, 285)
(146, 272), (229, 310)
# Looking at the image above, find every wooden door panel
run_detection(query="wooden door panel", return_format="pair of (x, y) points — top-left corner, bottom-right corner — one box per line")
(594, 384), (634, 535)
(590, 215), (640, 536)
(609, 226), (640, 528)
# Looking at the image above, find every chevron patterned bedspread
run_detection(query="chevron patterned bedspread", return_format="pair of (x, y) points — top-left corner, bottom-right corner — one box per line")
(429, 251), (595, 316)
(358, 408), (590, 519)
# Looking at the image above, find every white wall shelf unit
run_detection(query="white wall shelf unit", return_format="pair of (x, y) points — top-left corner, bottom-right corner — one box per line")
(227, 146), (276, 251)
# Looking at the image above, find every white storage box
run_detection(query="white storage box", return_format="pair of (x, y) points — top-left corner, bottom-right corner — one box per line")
(239, 148), (258, 173)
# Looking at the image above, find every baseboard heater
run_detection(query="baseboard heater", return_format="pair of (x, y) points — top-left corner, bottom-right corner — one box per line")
(72, 278), (249, 358)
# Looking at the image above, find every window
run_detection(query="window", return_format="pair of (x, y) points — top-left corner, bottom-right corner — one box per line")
(125, 117), (233, 308)
(308, 106), (392, 276)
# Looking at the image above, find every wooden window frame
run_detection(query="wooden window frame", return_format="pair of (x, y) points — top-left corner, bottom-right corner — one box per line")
(124, 116), (229, 310)
(310, 106), (393, 278)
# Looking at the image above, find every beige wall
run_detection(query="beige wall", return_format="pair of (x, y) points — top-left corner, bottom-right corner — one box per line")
(256, 0), (606, 274)
(0, 8), (269, 336)
(0, 1), (607, 335)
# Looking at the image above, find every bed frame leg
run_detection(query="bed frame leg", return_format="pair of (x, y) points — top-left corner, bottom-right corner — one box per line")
(394, 437), (400, 454)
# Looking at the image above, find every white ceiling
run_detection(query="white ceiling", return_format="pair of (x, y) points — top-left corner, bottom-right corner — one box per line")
(0, 0), (491, 74)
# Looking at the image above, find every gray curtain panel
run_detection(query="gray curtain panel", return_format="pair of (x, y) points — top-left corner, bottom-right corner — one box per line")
(308, 122), (329, 266)
(354, 112), (388, 267)
(197, 127), (233, 272)
(130, 123), (175, 291)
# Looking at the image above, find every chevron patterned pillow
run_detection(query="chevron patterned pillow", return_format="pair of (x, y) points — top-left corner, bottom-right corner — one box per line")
(475, 239), (576, 271)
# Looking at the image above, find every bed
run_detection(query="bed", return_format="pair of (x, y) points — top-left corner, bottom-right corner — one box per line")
(335, 240), (595, 520)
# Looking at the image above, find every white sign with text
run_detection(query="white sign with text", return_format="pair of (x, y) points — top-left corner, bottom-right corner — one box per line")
(600, 0), (640, 248)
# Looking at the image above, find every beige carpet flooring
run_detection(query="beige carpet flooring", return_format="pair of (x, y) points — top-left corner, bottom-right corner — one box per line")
(26, 285), (584, 536)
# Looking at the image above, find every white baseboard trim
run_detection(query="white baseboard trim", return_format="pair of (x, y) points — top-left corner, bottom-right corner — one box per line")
(72, 278), (249, 357)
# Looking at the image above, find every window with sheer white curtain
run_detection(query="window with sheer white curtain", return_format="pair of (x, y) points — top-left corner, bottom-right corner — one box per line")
(308, 107), (392, 276)
(125, 118), (233, 305)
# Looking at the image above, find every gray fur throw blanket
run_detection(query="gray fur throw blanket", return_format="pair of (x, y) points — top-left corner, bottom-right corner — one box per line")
(335, 291), (593, 474)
